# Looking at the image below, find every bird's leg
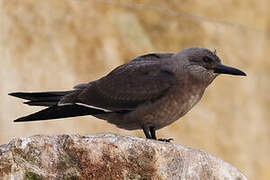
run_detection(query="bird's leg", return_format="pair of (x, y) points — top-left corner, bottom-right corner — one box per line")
(149, 127), (157, 140)
(142, 126), (151, 139)
(150, 126), (173, 142)
(143, 126), (173, 142)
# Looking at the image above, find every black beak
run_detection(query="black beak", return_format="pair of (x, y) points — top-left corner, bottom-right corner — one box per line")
(214, 64), (246, 76)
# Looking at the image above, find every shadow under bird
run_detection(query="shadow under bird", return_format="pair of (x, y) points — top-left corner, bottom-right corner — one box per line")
(9, 47), (246, 141)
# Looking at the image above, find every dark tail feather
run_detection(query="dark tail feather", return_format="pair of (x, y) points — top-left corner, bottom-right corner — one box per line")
(24, 99), (60, 106)
(14, 105), (105, 122)
(9, 91), (75, 107)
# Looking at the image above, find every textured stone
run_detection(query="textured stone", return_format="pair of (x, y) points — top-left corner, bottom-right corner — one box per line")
(0, 133), (247, 180)
(1, 1), (270, 179)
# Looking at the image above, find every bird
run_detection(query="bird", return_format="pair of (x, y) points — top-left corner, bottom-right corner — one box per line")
(9, 47), (246, 141)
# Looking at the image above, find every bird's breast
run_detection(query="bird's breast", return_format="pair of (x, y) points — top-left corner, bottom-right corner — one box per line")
(117, 84), (205, 130)
(145, 87), (204, 130)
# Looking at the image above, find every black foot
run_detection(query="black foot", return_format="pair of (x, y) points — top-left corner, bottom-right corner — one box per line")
(157, 138), (174, 142)
(142, 126), (173, 142)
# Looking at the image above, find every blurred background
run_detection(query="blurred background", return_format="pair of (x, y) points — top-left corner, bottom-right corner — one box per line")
(1, 0), (269, 179)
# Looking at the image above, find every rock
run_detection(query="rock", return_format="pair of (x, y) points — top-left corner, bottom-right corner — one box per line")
(0, 133), (247, 180)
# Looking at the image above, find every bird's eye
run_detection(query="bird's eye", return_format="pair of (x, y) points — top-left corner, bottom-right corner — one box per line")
(203, 57), (212, 63)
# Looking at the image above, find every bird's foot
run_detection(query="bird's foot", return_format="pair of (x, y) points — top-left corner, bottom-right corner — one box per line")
(157, 138), (174, 142)
(142, 126), (174, 142)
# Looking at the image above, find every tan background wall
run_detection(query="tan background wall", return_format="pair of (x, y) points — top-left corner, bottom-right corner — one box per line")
(1, 0), (270, 179)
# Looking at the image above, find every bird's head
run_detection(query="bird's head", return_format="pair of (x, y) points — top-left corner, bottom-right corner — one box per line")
(176, 47), (246, 85)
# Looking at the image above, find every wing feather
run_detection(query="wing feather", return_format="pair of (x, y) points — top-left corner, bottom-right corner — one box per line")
(59, 53), (176, 111)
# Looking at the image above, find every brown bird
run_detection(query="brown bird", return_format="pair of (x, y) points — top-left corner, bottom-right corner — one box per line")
(9, 47), (246, 141)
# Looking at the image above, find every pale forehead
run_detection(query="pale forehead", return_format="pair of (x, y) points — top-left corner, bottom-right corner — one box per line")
(187, 47), (214, 54)
(181, 47), (220, 62)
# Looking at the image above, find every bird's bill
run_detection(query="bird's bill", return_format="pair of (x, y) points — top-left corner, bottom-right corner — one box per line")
(214, 64), (246, 76)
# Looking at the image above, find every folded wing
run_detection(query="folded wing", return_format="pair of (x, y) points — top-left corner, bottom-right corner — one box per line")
(59, 53), (177, 111)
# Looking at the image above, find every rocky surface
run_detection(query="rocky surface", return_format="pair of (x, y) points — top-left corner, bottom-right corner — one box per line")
(1, 1), (270, 179)
(0, 133), (247, 180)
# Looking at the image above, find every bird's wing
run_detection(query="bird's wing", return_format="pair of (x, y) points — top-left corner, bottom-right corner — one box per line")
(59, 53), (176, 111)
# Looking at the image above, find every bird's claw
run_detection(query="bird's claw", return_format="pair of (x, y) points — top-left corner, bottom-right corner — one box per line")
(157, 138), (174, 142)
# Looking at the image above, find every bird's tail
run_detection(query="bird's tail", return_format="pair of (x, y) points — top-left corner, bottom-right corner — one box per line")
(9, 91), (105, 122)
(9, 91), (74, 106)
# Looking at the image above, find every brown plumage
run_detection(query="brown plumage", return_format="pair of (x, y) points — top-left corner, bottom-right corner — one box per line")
(9, 47), (246, 141)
